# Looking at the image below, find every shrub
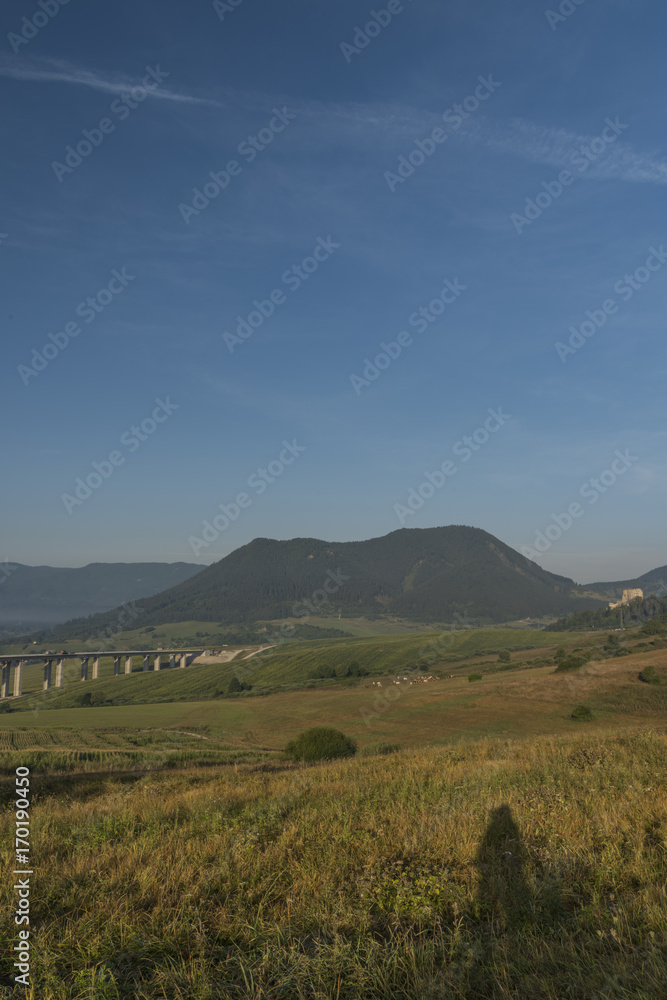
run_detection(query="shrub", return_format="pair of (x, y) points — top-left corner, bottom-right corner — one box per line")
(641, 619), (663, 635)
(228, 676), (244, 693)
(345, 660), (368, 677)
(308, 666), (337, 680)
(555, 655), (586, 673)
(497, 649), (511, 663)
(639, 665), (661, 685)
(468, 673), (483, 683)
(284, 727), (357, 763)
(571, 705), (593, 721)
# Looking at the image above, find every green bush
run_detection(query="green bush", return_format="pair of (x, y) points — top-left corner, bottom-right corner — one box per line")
(571, 705), (593, 721)
(468, 673), (483, 683)
(284, 727), (357, 763)
(555, 655), (586, 673)
(497, 649), (511, 663)
(308, 666), (337, 679)
(638, 665), (661, 685)
(641, 619), (664, 635)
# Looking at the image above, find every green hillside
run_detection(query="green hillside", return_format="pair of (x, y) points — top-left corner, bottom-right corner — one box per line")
(6, 628), (592, 713)
(27, 526), (607, 645)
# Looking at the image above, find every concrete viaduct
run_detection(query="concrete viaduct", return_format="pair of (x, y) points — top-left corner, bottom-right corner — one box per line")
(0, 649), (205, 699)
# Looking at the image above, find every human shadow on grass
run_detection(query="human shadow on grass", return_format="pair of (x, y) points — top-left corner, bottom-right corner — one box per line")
(476, 802), (568, 930)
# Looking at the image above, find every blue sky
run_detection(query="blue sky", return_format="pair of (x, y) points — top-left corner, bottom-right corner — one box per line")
(1, 0), (666, 583)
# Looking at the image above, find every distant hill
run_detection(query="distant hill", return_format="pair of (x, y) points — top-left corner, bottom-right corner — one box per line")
(0, 562), (202, 628)
(29, 526), (607, 642)
(583, 566), (667, 601)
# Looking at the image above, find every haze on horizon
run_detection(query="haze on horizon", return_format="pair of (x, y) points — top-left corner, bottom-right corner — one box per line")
(2, 0), (666, 586)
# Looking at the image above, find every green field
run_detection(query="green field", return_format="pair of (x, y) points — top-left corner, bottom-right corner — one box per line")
(3, 648), (666, 757)
(3, 627), (606, 714)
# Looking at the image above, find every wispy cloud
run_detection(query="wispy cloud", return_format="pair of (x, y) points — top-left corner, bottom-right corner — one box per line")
(289, 97), (667, 186)
(468, 117), (667, 185)
(0, 55), (222, 107)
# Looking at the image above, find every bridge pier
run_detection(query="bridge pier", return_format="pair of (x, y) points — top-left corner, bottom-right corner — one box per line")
(153, 655), (161, 671)
(92, 657), (100, 680)
(80, 657), (89, 682)
(113, 656), (121, 677)
(168, 654), (175, 669)
(55, 659), (65, 688)
(180, 654), (188, 668)
(43, 660), (52, 691)
(1, 661), (11, 699)
(125, 655), (132, 675)
(12, 661), (23, 698)
(143, 655), (150, 671)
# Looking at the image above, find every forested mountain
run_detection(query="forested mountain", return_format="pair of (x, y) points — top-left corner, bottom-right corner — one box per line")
(0, 562), (201, 627)
(583, 565), (667, 601)
(29, 526), (607, 641)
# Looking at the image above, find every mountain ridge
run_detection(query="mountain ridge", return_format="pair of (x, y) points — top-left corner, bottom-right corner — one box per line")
(23, 526), (611, 641)
(0, 562), (202, 627)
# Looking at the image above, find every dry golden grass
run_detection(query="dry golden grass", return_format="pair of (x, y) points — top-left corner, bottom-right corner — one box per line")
(0, 726), (665, 998)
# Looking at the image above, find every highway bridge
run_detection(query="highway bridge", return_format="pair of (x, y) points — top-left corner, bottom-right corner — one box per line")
(0, 649), (206, 698)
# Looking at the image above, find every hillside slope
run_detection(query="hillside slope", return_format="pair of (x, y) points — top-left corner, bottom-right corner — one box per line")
(31, 526), (606, 640)
(584, 565), (667, 600)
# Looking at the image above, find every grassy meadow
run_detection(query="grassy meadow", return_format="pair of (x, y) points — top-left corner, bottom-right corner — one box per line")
(4, 625), (605, 710)
(1, 626), (666, 996)
(0, 727), (665, 998)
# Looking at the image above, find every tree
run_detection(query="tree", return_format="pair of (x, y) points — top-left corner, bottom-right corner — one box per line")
(498, 649), (511, 663)
(228, 676), (252, 693)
